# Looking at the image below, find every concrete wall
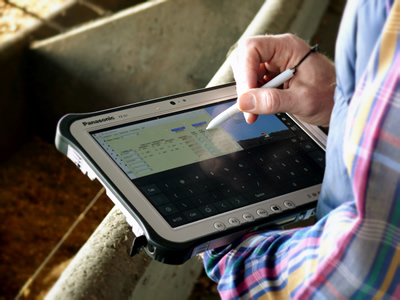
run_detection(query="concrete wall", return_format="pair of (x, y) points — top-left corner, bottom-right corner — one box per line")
(28, 0), (265, 140)
(0, 0), (144, 161)
(0, 43), (29, 159)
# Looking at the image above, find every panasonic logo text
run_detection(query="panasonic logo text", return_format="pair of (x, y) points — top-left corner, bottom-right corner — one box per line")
(82, 116), (115, 126)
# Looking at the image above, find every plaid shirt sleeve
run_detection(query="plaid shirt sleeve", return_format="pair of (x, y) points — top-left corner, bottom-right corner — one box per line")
(203, 1), (400, 299)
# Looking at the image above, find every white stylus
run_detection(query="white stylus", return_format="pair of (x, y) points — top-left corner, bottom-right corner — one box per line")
(206, 68), (295, 130)
(206, 44), (319, 130)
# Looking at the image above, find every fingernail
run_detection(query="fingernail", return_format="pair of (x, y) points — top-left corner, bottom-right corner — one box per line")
(238, 93), (255, 111)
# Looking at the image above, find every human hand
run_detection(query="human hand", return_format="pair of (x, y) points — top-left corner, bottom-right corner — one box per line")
(231, 34), (336, 127)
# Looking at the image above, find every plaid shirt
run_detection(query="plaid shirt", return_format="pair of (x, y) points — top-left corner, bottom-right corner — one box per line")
(203, 0), (400, 298)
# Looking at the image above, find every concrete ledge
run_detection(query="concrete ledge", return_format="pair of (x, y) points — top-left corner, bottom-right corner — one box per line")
(45, 206), (149, 299)
(45, 206), (204, 300)
(45, 0), (337, 299)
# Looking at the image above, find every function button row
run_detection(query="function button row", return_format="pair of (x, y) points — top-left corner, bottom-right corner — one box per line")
(213, 201), (296, 231)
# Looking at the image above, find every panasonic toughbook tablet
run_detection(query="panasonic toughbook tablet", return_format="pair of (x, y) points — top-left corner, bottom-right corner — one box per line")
(55, 83), (327, 265)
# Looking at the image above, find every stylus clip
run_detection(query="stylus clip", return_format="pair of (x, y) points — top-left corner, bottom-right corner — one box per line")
(130, 235), (148, 256)
(291, 44), (320, 73)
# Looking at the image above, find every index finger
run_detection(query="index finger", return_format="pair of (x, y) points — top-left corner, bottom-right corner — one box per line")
(232, 34), (311, 95)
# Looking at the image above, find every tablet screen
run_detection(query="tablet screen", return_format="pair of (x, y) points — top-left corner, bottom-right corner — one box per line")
(92, 99), (325, 227)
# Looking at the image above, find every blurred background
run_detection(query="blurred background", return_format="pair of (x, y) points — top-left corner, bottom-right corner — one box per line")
(1, 2), (121, 298)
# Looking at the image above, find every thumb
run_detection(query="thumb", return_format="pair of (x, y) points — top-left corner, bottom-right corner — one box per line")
(238, 88), (288, 116)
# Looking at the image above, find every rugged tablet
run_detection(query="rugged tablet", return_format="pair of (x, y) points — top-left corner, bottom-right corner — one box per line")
(55, 83), (326, 264)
